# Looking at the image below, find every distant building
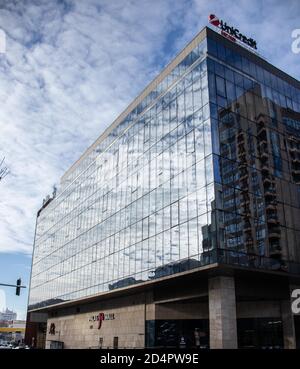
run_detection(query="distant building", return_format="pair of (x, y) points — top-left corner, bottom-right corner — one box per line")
(0, 308), (17, 321)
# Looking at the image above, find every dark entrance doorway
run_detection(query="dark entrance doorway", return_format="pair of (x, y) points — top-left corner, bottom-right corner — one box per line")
(237, 318), (283, 349)
(294, 315), (300, 349)
(145, 319), (209, 348)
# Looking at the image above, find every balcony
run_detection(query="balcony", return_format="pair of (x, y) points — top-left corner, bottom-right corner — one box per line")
(263, 179), (274, 188)
(260, 151), (269, 161)
(265, 197), (277, 205)
(264, 178), (275, 187)
(269, 240), (281, 250)
(287, 135), (297, 143)
(258, 139), (268, 148)
(269, 249), (282, 258)
(269, 232), (281, 239)
(239, 173), (249, 182)
(261, 164), (269, 173)
(238, 162), (247, 169)
(291, 159), (300, 167)
(292, 157), (300, 164)
(240, 208), (251, 217)
(267, 217), (279, 225)
(266, 203), (276, 211)
(268, 221), (280, 230)
(266, 211), (280, 225)
(264, 191), (276, 199)
(289, 146), (300, 153)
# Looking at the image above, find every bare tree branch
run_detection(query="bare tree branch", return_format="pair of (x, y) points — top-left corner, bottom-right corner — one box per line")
(0, 157), (9, 182)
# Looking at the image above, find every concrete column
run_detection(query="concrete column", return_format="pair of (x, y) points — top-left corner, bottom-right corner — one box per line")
(208, 275), (238, 349)
(281, 300), (296, 349)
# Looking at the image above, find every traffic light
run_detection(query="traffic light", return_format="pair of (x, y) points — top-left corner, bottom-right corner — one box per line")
(16, 278), (21, 296)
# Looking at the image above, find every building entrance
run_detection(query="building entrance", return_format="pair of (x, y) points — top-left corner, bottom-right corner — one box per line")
(237, 318), (283, 349)
(146, 319), (209, 348)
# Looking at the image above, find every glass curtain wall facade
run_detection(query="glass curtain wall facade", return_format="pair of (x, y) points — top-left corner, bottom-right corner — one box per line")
(29, 39), (212, 310)
(206, 37), (300, 269)
(28, 29), (300, 311)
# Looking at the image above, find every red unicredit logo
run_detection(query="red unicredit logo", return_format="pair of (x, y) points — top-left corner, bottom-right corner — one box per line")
(98, 313), (105, 329)
(208, 14), (220, 27)
(208, 13), (257, 50)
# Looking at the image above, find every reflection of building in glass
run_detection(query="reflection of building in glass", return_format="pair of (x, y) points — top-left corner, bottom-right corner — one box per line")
(212, 71), (300, 266)
(26, 27), (300, 349)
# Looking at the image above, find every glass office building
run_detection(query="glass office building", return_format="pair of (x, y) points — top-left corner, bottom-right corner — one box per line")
(26, 26), (300, 349)
(29, 36), (211, 310)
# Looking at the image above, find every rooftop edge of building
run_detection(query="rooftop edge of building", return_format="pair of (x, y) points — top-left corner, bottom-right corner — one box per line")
(60, 26), (300, 185)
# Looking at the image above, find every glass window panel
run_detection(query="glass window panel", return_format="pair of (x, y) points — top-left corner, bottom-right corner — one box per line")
(180, 222), (189, 259)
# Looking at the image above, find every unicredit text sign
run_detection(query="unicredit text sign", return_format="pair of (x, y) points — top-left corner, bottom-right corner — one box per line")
(89, 312), (115, 330)
(208, 14), (257, 50)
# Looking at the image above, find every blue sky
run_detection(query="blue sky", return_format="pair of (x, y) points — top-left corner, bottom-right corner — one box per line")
(0, 253), (30, 320)
(0, 0), (299, 320)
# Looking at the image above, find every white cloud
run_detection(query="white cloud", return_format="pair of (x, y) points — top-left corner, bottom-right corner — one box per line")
(0, 0), (187, 255)
(0, 0), (299, 257)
